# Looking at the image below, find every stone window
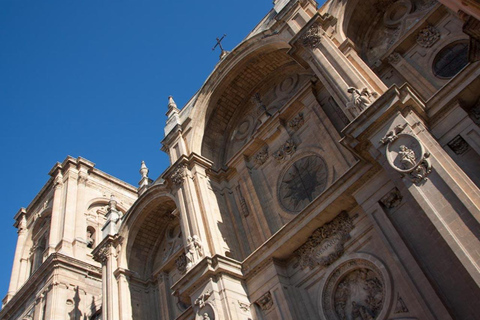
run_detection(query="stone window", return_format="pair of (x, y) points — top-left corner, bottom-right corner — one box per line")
(433, 41), (469, 79)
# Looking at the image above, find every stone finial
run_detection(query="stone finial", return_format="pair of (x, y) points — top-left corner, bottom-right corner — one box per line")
(138, 161), (152, 192)
(168, 96), (178, 110)
(108, 195), (118, 213)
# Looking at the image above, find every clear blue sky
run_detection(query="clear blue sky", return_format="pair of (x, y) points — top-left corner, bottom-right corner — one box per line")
(0, 0), (324, 299)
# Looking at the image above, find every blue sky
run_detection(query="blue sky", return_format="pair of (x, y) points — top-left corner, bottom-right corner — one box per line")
(0, 0), (325, 299)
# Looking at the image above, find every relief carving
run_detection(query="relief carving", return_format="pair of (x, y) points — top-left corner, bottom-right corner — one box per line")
(195, 290), (212, 309)
(279, 155), (328, 212)
(447, 135), (470, 155)
(256, 291), (274, 311)
(186, 235), (204, 269)
(254, 147), (269, 165)
(294, 211), (356, 269)
(379, 188), (403, 209)
(171, 164), (188, 185)
(175, 253), (187, 273)
(288, 112), (305, 131)
(385, 133), (432, 185)
(322, 259), (387, 320)
(273, 139), (297, 162)
(380, 123), (407, 145)
(302, 24), (322, 49)
(387, 52), (402, 65)
(416, 25), (440, 48)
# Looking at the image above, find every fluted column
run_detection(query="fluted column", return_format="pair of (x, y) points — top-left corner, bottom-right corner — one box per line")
(116, 270), (133, 320)
(5, 211), (28, 302)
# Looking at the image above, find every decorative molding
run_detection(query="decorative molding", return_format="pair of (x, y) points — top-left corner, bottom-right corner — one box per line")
(294, 211), (356, 269)
(302, 23), (322, 49)
(256, 291), (274, 311)
(379, 188), (403, 209)
(380, 123), (407, 145)
(416, 25), (440, 48)
(254, 147), (269, 165)
(448, 135), (470, 155)
(288, 112), (305, 131)
(171, 164), (188, 185)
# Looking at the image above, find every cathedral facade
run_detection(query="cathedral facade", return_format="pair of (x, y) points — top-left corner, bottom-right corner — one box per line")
(2, 0), (480, 319)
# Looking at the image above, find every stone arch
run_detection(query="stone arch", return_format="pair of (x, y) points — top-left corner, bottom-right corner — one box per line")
(189, 37), (309, 168)
(186, 34), (301, 163)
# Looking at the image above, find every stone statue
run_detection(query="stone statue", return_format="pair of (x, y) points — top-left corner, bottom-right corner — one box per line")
(347, 87), (377, 116)
(192, 235), (204, 258)
(398, 145), (416, 169)
(86, 229), (94, 249)
(185, 236), (196, 269)
(202, 313), (211, 320)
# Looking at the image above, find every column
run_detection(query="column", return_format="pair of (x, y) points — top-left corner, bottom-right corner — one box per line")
(156, 273), (174, 320)
(49, 169), (64, 254)
(5, 211), (28, 302)
(94, 238), (120, 320)
(73, 169), (88, 257)
(60, 169), (78, 255)
(116, 270), (133, 320)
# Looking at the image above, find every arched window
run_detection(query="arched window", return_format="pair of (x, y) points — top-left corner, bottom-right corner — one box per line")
(433, 41), (469, 79)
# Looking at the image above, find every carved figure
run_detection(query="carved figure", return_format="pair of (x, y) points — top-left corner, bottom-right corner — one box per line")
(186, 237), (196, 269)
(202, 313), (211, 320)
(398, 145), (416, 170)
(86, 229), (94, 249)
(347, 87), (377, 116)
(192, 235), (204, 258)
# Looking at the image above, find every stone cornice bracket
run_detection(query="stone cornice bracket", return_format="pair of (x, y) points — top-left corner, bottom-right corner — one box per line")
(170, 163), (188, 185)
(53, 171), (64, 189)
(77, 170), (89, 185)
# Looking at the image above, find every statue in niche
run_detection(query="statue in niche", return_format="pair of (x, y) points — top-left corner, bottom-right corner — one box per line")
(398, 145), (416, 170)
(202, 313), (211, 320)
(86, 229), (95, 249)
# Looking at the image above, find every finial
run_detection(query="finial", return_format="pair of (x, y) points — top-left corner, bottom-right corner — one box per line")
(140, 161), (149, 178)
(168, 96), (178, 110)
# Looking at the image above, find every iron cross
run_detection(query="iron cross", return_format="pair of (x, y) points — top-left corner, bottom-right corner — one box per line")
(212, 34), (227, 52)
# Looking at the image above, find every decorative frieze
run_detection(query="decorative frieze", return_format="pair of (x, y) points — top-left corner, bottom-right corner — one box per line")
(448, 135), (470, 155)
(256, 291), (273, 311)
(416, 25), (440, 48)
(294, 211), (356, 269)
(302, 24), (322, 49)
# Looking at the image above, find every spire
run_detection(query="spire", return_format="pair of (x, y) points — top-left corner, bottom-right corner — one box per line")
(165, 95), (181, 136)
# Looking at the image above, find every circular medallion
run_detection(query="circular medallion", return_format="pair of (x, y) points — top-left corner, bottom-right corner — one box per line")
(322, 259), (387, 320)
(278, 155), (328, 212)
(386, 134), (424, 173)
(383, 0), (412, 27)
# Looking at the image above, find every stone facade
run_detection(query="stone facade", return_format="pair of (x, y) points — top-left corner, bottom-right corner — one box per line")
(2, 1), (480, 319)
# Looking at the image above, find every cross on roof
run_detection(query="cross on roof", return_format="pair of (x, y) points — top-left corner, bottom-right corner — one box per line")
(212, 34), (229, 60)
